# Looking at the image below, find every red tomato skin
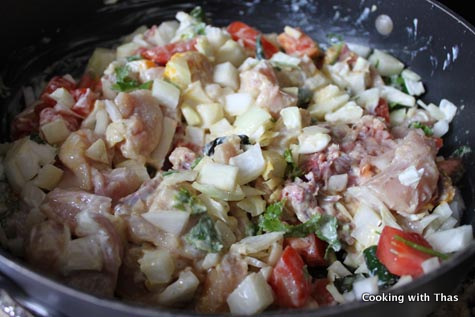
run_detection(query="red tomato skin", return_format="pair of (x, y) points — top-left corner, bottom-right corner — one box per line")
(277, 29), (320, 58)
(72, 88), (96, 117)
(40, 76), (76, 105)
(285, 234), (327, 267)
(269, 246), (311, 308)
(227, 21), (279, 59)
(312, 278), (334, 306)
(376, 226), (433, 277)
(140, 39), (197, 65)
(375, 98), (390, 123)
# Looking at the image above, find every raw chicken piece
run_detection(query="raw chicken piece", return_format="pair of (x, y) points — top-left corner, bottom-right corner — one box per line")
(355, 131), (439, 214)
(59, 129), (103, 191)
(240, 60), (297, 118)
(168, 147), (197, 170)
(27, 220), (70, 272)
(112, 90), (163, 162)
(282, 177), (322, 223)
(196, 254), (248, 313)
(92, 167), (145, 203)
(41, 188), (112, 230)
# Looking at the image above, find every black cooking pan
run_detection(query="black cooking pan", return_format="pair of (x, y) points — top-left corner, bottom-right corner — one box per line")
(0, 0), (474, 316)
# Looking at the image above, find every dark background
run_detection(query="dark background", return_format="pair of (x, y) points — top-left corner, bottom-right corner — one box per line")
(439, 1), (474, 24)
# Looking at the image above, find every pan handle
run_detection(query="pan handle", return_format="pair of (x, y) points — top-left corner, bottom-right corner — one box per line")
(0, 272), (63, 317)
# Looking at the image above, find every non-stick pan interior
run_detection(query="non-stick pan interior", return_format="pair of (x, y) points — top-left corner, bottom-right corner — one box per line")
(0, 1), (475, 316)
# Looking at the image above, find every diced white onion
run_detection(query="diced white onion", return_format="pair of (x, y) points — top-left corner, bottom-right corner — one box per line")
(298, 133), (331, 154)
(270, 52), (301, 67)
(352, 276), (379, 299)
(157, 270), (200, 305)
(226, 273), (274, 315)
(421, 257), (440, 274)
(225, 93), (253, 116)
(432, 120), (449, 137)
(229, 144), (266, 185)
(213, 62), (239, 90)
(380, 86), (415, 107)
(439, 99), (457, 122)
(139, 249), (175, 285)
(152, 79), (180, 109)
(369, 49), (403, 76)
(142, 210), (190, 236)
(231, 232), (284, 255)
(398, 165), (424, 187)
(426, 225), (473, 253)
(328, 261), (352, 282)
(328, 174), (348, 192)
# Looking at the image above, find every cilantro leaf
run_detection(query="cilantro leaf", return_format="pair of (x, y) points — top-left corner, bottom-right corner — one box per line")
(185, 214), (223, 252)
(386, 74), (408, 94)
(126, 55), (142, 62)
(326, 33), (344, 44)
(258, 201), (341, 252)
(451, 145), (471, 158)
(258, 201), (290, 233)
(163, 170), (179, 177)
(111, 65), (153, 92)
(256, 35), (265, 60)
(190, 6), (206, 22)
(284, 149), (303, 180)
(409, 121), (433, 136)
(174, 187), (207, 214)
(363, 246), (398, 286)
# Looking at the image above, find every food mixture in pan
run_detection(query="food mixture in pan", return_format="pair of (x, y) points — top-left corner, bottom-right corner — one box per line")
(0, 6), (473, 314)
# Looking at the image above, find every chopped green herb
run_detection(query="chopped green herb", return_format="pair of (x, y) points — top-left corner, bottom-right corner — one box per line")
(258, 201), (290, 233)
(190, 156), (203, 169)
(163, 170), (179, 177)
(326, 33), (344, 44)
(394, 235), (449, 260)
(409, 121), (433, 136)
(451, 145), (471, 158)
(389, 102), (405, 111)
(386, 74), (408, 93)
(334, 274), (367, 293)
(111, 65), (153, 92)
(185, 214), (223, 253)
(284, 149), (303, 180)
(194, 22), (206, 35)
(374, 59), (380, 69)
(126, 55), (142, 62)
(258, 201), (341, 252)
(174, 187), (207, 214)
(256, 35), (265, 60)
(245, 222), (259, 237)
(190, 6), (206, 22)
(297, 88), (313, 109)
(363, 246), (398, 286)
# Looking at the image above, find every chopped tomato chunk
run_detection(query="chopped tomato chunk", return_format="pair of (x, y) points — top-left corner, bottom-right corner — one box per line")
(375, 98), (390, 123)
(277, 28), (320, 58)
(285, 234), (327, 267)
(140, 38), (198, 65)
(227, 21), (279, 59)
(312, 278), (334, 306)
(376, 226), (433, 277)
(269, 246), (311, 308)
